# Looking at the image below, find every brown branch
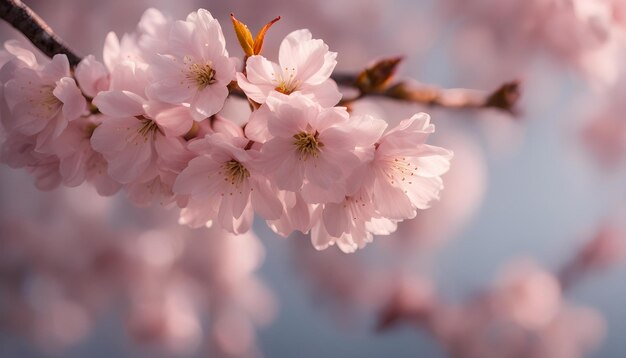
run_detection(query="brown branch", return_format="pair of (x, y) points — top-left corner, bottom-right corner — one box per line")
(336, 72), (520, 115)
(0, 0), (82, 66)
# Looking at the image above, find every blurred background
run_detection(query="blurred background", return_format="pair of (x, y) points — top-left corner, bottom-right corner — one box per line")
(1, 0), (626, 357)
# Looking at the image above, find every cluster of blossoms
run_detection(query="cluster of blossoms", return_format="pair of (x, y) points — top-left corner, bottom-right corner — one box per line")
(295, 233), (618, 358)
(0, 185), (275, 357)
(293, 215), (626, 358)
(0, 8), (452, 252)
(427, 260), (606, 358)
(444, 0), (626, 85)
(444, 0), (626, 173)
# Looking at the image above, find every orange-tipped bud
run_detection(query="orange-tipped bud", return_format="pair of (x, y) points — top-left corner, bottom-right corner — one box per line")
(230, 14), (281, 57)
(253, 16), (281, 56)
(230, 13), (255, 56)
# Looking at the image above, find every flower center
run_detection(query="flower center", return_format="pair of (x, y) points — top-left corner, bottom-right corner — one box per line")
(274, 67), (299, 94)
(293, 131), (323, 160)
(222, 160), (250, 186)
(385, 157), (418, 186)
(186, 59), (217, 90)
(275, 81), (298, 94)
(28, 85), (62, 118)
(137, 118), (160, 138)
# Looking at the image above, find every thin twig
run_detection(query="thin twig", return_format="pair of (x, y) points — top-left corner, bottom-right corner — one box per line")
(0, 0), (81, 66)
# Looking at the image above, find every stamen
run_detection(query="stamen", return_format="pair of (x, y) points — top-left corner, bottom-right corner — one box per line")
(386, 157), (418, 185)
(186, 60), (217, 90)
(222, 160), (250, 186)
(274, 67), (299, 94)
(27, 85), (62, 118)
(137, 118), (160, 138)
(293, 131), (323, 160)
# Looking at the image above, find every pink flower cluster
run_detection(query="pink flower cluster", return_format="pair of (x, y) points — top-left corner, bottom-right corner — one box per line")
(428, 260), (606, 358)
(0, 186), (275, 356)
(0, 8), (452, 252)
(444, 0), (626, 85)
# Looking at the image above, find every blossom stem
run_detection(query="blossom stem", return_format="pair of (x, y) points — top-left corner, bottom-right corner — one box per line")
(0, 0), (82, 66)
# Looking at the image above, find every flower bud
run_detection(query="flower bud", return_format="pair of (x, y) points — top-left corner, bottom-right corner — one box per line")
(230, 14), (280, 57)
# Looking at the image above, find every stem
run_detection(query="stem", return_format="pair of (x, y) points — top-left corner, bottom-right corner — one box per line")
(0, 0), (82, 66)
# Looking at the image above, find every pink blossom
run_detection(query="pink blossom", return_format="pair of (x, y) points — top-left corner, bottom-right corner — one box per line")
(147, 9), (236, 120)
(494, 260), (562, 330)
(174, 132), (281, 234)
(367, 113), (453, 220)
(237, 29), (341, 107)
(444, 0), (625, 84)
(581, 114), (626, 169)
(53, 117), (121, 196)
(311, 188), (397, 253)
(430, 260), (606, 358)
(581, 71), (626, 169)
(253, 92), (359, 200)
(0, 187), (275, 356)
(90, 63), (192, 187)
(266, 191), (319, 237)
(75, 55), (110, 98)
(3, 54), (86, 153)
(126, 170), (182, 207)
(26, 157), (63, 191)
(0, 132), (63, 191)
(102, 8), (172, 71)
(1, 133), (47, 169)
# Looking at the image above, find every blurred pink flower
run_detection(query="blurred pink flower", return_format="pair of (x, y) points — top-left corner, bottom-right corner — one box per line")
(430, 260), (605, 358)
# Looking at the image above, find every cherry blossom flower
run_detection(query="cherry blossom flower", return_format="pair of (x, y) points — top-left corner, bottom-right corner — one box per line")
(366, 113), (453, 220)
(90, 63), (191, 187)
(75, 55), (110, 98)
(266, 191), (319, 237)
(174, 132), (281, 234)
(237, 29), (341, 107)
(311, 188), (397, 253)
(54, 117), (121, 196)
(147, 9), (236, 120)
(102, 8), (172, 72)
(253, 92), (359, 201)
(3, 54), (86, 152)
